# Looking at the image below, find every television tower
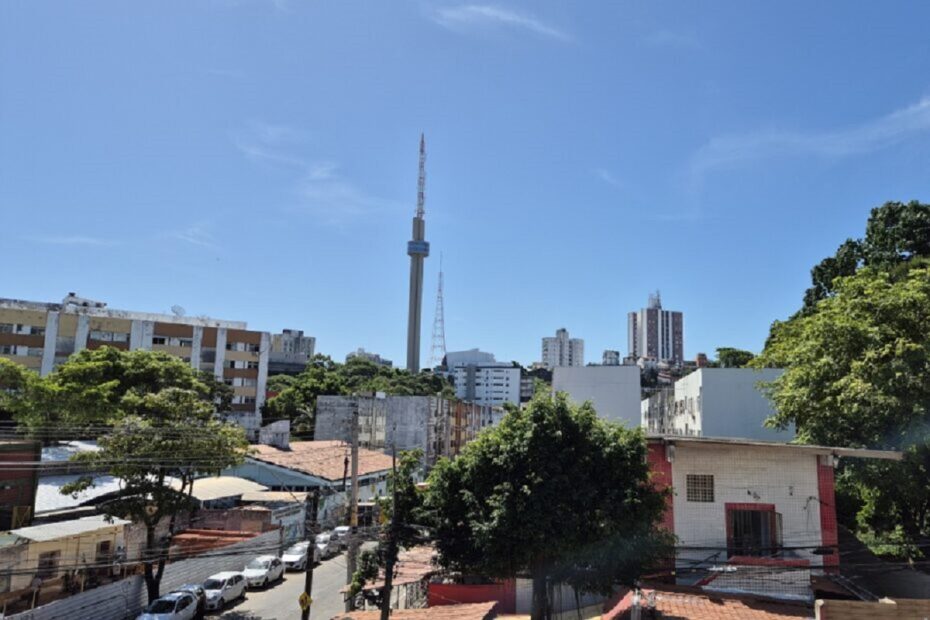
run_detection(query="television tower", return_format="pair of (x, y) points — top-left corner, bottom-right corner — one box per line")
(428, 254), (447, 369)
(406, 134), (430, 372)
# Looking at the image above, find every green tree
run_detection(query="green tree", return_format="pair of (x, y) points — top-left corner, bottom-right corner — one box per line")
(715, 347), (755, 368)
(801, 201), (930, 311)
(25, 348), (250, 602)
(755, 266), (930, 555)
(424, 394), (672, 620)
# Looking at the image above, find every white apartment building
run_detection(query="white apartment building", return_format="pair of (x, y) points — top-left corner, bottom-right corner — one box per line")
(641, 368), (793, 441)
(444, 348), (496, 369)
(552, 366), (641, 426)
(453, 364), (520, 408)
(541, 328), (584, 368)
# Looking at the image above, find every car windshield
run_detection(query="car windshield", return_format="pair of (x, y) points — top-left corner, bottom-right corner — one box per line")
(147, 599), (176, 613)
(203, 579), (224, 590)
(246, 559), (269, 570)
(316, 534), (330, 543)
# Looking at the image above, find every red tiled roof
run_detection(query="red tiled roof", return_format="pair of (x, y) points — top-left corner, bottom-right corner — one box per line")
(250, 441), (393, 482)
(342, 546), (438, 593)
(332, 602), (496, 620)
(604, 585), (813, 620)
(169, 529), (258, 558)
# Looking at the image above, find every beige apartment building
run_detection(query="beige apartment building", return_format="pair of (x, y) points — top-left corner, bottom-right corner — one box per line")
(0, 294), (269, 437)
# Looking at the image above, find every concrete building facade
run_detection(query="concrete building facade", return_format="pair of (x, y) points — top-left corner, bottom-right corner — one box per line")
(641, 368), (793, 441)
(601, 350), (621, 366)
(0, 295), (269, 438)
(452, 364), (521, 408)
(627, 292), (683, 364)
(552, 366), (641, 427)
(268, 328), (315, 375)
(315, 395), (498, 468)
(541, 328), (584, 368)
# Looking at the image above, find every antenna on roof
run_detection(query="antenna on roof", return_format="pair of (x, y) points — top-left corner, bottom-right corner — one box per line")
(170, 305), (186, 317)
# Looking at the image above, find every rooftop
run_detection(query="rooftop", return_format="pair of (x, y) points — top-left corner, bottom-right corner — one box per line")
(647, 435), (903, 461)
(173, 476), (268, 502)
(239, 490), (309, 503)
(9, 515), (130, 542)
(353, 546), (437, 591)
(0, 297), (248, 329)
(332, 602), (496, 620)
(249, 440), (394, 482)
(604, 585), (812, 620)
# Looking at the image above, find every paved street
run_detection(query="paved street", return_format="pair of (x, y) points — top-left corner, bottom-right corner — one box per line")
(210, 553), (350, 620)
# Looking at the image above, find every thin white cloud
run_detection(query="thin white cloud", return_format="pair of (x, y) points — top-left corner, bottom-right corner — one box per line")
(234, 123), (397, 224)
(689, 96), (930, 185)
(168, 225), (220, 250)
(593, 168), (623, 188)
(643, 29), (701, 49)
(432, 5), (570, 41)
(24, 235), (119, 246)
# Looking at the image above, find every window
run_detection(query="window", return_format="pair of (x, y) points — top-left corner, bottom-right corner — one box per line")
(246, 361), (259, 369)
(30, 326), (45, 337)
(0, 345), (15, 355)
(37, 550), (60, 579)
(179, 339), (193, 347)
(152, 337), (166, 345)
(0, 323), (13, 334)
(686, 474), (714, 502)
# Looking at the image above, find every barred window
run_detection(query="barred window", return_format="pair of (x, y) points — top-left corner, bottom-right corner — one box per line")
(686, 474), (714, 502)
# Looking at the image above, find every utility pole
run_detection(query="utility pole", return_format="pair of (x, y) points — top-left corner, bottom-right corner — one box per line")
(380, 449), (398, 620)
(300, 490), (320, 620)
(345, 396), (361, 611)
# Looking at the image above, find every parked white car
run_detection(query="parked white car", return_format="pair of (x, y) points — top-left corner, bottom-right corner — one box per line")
(282, 540), (319, 570)
(315, 532), (339, 559)
(136, 591), (199, 620)
(332, 525), (351, 548)
(243, 554), (285, 587)
(202, 571), (246, 611)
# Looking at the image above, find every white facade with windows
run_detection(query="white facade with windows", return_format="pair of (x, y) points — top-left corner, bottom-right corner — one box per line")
(641, 368), (793, 441)
(452, 364), (520, 407)
(541, 328), (584, 368)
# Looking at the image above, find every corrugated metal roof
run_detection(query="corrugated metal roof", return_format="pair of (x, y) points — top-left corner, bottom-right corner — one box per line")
(239, 490), (308, 503)
(9, 515), (130, 542)
(175, 476), (268, 502)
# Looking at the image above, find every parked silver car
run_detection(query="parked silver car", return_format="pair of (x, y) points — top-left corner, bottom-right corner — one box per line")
(202, 571), (246, 611)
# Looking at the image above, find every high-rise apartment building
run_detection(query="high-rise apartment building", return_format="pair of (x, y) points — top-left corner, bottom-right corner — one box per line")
(0, 294), (269, 438)
(627, 292), (683, 364)
(541, 328), (584, 368)
(602, 350), (621, 366)
(268, 329), (316, 376)
(452, 364), (520, 407)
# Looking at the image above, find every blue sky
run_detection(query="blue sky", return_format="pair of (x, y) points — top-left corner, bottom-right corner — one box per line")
(2, 1), (930, 366)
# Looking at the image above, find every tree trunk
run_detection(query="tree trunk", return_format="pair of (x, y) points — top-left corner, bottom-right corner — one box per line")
(531, 565), (549, 620)
(143, 524), (160, 603)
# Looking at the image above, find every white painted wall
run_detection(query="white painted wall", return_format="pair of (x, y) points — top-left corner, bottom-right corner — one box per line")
(669, 443), (824, 568)
(672, 369), (793, 441)
(552, 366), (641, 427)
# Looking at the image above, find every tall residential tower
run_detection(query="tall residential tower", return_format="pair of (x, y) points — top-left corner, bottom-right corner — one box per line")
(627, 291), (684, 364)
(406, 134), (430, 372)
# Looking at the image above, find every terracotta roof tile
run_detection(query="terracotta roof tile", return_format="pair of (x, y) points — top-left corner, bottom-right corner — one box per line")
(332, 602), (496, 620)
(250, 441), (393, 482)
(605, 585), (813, 620)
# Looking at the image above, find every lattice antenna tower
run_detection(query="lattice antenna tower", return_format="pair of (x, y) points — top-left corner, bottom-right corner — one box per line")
(428, 253), (447, 369)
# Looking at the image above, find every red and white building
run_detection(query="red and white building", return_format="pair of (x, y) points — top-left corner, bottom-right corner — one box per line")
(646, 436), (900, 598)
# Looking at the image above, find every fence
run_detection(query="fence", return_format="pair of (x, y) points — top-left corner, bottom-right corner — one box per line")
(8, 529), (282, 620)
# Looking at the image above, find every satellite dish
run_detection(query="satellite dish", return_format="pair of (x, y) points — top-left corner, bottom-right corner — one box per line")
(171, 305), (186, 317)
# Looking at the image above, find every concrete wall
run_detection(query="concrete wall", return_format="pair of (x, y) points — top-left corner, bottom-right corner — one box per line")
(552, 366), (641, 427)
(674, 368), (793, 441)
(669, 442), (823, 570)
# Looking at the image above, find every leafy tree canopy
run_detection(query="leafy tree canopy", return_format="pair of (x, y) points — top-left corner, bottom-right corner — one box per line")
(715, 347), (755, 368)
(755, 266), (930, 449)
(11, 347), (249, 602)
(801, 200), (930, 311)
(424, 394), (672, 619)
